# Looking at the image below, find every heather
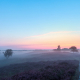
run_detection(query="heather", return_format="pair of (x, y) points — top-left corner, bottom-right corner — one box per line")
(1, 60), (79, 80)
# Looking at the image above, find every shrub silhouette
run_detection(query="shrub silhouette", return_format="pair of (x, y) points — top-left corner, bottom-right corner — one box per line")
(69, 46), (78, 52)
(4, 49), (13, 59)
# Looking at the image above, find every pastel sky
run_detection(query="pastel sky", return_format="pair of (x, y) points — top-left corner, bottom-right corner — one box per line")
(0, 0), (80, 50)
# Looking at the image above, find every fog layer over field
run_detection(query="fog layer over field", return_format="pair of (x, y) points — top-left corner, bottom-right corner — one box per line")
(0, 50), (80, 67)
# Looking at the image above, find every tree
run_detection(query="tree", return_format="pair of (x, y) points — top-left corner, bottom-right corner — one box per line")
(4, 49), (13, 59)
(69, 46), (78, 52)
(57, 45), (61, 51)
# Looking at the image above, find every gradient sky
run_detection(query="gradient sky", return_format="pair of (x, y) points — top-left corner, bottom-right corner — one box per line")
(0, 0), (80, 50)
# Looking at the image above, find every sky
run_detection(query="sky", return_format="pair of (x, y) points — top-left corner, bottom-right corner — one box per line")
(0, 0), (80, 50)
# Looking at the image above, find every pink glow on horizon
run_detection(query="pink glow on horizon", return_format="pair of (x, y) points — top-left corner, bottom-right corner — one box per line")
(18, 44), (80, 49)
(1, 31), (80, 49)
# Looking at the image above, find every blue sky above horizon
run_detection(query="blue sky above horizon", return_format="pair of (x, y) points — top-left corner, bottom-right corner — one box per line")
(0, 0), (80, 50)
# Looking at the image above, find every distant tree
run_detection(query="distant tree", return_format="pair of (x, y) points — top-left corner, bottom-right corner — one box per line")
(4, 49), (13, 59)
(69, 46), (78, 52)
(57, 45), (61, 51)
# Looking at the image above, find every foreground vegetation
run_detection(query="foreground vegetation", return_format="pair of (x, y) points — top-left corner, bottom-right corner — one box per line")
(0, 60), (79, 80)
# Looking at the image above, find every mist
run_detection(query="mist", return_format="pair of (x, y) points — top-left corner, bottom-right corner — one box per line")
(0, 49), (80, 68)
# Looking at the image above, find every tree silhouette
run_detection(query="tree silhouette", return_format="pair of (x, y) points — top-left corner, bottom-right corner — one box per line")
(69, 46), (78, 52)
(4, 49), (13, 59)
(57, 45), (61, 51)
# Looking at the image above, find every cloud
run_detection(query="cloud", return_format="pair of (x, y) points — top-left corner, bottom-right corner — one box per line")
(25, 31), (77, 38)
(19, 31), (80, 46)
(1, 31), (80, 49)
